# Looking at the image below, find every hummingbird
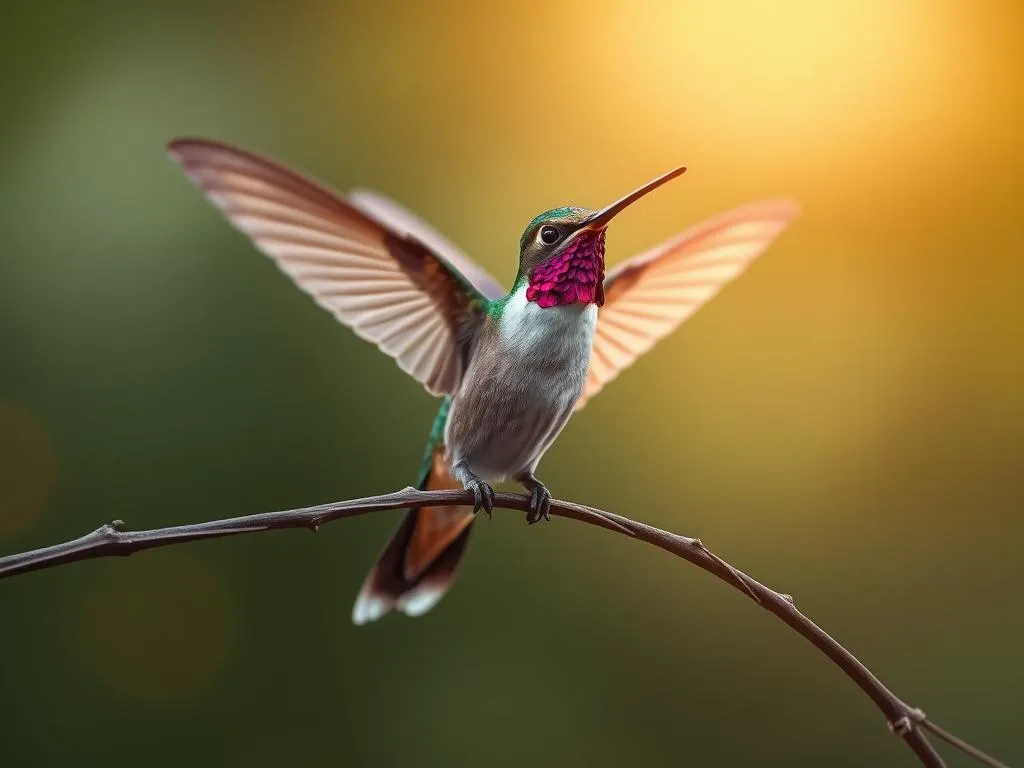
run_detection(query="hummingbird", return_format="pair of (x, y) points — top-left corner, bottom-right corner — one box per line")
(166, 138), (798, 625)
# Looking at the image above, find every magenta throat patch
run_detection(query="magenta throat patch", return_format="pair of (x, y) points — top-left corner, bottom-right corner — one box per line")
(526, 230), (606, 308)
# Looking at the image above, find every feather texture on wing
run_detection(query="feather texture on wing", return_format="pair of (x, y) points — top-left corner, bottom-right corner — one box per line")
(347, 188), (506, 301)
(167, 138), (494, 395)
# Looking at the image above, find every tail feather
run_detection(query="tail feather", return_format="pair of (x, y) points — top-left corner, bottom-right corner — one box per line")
(352, 408), (475, 625)
(352, 502), (473, 625)
(397, 521), (472, 617)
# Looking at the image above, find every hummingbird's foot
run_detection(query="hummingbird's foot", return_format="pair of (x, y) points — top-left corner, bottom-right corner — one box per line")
(452, 461), (495, 517)
(517, 472), (552, 524)
(466, 478), (495, 518)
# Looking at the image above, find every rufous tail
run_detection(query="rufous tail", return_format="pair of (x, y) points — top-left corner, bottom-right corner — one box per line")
(352, 443), (475, 625)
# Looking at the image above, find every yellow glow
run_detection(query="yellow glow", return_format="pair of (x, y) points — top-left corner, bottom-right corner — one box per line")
(621, 3), (923, 129)
(589, 0), (988, 183)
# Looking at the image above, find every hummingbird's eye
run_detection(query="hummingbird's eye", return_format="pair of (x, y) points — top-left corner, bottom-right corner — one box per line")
(539, 225), (561, 245)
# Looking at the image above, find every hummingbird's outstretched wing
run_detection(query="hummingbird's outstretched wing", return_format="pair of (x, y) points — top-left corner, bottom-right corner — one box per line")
(346, 189), (506, 301)
(576, 201), (800, 410)
(167, 138), (496, 396)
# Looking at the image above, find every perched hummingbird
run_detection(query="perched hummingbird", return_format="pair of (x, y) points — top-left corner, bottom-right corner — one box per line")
(167, 138), (798, 624)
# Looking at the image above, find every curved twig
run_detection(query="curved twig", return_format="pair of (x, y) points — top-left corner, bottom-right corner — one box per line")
(0, 488), (1010, 768)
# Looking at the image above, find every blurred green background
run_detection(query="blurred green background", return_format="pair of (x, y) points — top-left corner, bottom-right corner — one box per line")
(1, 0), (1021, 765)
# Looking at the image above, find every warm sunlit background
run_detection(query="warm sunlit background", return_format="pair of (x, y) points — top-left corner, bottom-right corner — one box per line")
(1, 0), (1021, 765)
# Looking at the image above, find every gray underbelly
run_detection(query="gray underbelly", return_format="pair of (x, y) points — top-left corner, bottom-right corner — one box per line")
(445, 365), (583, 481)
(451, 392), (577, 481)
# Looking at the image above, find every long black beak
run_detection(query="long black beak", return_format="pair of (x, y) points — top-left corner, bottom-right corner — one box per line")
(582, 167), (686, 230)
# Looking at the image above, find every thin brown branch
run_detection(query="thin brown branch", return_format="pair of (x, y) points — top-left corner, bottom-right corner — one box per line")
(919, 715), (1012, 768)
(0, 488), (1010, 768)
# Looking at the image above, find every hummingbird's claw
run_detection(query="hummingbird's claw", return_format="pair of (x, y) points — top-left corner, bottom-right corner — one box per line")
(452, 461), (495, 518)
(520, 473), (552, 528)
(526, 484), (551, 524)
(528, 479), (552, 528)
(467, 479), (495, 518)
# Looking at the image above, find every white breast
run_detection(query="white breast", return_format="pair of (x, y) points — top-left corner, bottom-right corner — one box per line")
(498, 284), (598, 361)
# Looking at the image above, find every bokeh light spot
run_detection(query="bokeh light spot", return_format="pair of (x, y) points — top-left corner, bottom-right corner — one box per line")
(81, 551), (234, 701)
(0, 400), (56, 538)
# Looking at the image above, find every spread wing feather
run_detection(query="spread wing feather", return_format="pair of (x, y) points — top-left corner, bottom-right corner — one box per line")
(168, 138), (494, 395)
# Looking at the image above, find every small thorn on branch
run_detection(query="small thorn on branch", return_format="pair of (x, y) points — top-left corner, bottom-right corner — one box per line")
(690, 537), (762, 605)
(99, 520), (125, 539)
(889, 708), (927, 737)
(889, 716), (916, 736)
